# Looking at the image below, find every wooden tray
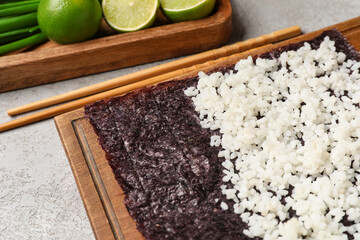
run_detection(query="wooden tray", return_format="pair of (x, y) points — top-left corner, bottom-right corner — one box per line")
(0, 0), (231, 93)
(55, 17), (360, 240)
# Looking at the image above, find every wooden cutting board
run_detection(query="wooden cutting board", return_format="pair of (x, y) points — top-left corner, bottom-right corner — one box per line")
(0, 0), (231, 93)
(55, 17), (360, 240)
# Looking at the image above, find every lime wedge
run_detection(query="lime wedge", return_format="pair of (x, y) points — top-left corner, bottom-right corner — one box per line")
(102, 0), (159, 32)
(160, 0), (216, 23)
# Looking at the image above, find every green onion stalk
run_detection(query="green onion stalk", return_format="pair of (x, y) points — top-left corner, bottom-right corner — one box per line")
(0, 0), (48, 55)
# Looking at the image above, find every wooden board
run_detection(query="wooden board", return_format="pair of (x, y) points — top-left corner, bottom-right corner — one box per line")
(55, 17), (360, 240)
(0, 0), (231, 93)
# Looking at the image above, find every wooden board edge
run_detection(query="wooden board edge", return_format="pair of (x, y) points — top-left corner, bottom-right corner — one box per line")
(1, 0), (232, 65)
(0, 0), (232, 93)
(54, 111), (116, 240)
(1, 1), (231, 65)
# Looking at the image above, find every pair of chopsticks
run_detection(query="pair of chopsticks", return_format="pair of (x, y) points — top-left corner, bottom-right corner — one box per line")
(0, 25), (301, 133)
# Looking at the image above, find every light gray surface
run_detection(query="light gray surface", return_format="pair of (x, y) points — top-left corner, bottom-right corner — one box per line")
(0, 1), (359, 239)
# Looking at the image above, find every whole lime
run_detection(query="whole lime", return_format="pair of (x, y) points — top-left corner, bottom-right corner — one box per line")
(37, 0), (102, 44)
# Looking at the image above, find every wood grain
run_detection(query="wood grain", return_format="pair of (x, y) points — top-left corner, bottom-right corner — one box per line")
(55, 111), (115, 240)
(54, 17), (360, 240)
(0, 0), (232, 93)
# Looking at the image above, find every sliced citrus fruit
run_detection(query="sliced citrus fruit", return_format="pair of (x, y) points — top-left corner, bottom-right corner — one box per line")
(102, 0), (159, 32)
(160, 0), (216, 23)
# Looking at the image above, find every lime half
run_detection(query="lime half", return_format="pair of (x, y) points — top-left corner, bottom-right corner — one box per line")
(102, 0), (159, 32)
(160, 0), (216, 23)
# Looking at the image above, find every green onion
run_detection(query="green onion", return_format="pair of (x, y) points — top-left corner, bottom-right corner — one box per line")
(0, 32), (47, 55)
(0, 0), (37, 4)
(0, 32), (33, 45)
(0, 0), (40, 10)
(0, 0), (48, 55)
(0, 25), (40, 39)
(0, 3), (39, 17)
(0, 12), (38, 33)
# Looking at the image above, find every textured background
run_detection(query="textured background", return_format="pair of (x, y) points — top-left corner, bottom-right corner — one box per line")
(0, 1), (359, 239)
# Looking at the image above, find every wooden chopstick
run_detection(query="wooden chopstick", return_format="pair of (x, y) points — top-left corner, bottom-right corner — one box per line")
(7, 25), (301, 116)
(0, 44), (274, 133)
